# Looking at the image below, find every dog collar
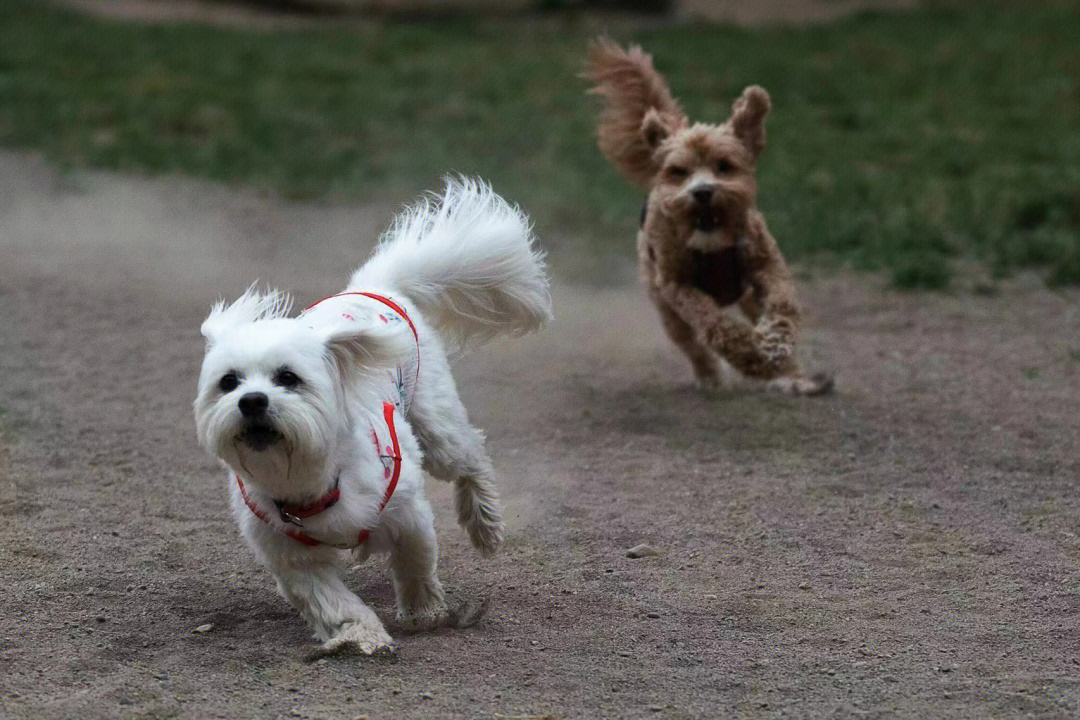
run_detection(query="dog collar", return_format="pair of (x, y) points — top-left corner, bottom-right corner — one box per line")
(274, 479), (340, 526)
(235, 400), (403, 549)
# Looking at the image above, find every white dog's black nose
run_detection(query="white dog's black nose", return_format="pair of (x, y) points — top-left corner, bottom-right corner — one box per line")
(692, 187), (713, 206)
(238, 392), (269, 418)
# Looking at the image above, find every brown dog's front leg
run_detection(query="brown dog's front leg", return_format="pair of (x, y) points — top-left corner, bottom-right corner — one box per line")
(658, 282), (796, 380)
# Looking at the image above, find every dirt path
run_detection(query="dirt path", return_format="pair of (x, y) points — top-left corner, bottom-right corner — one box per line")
(1, 151), (1079, 719)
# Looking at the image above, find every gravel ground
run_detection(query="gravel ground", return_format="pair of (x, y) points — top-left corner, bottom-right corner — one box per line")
(1, 151), (1079, 718)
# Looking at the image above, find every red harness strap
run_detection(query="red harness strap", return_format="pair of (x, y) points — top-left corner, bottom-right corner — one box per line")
(302, 291), (421, 387)
(278, 486), (340, 520)
(356, 400), (403, 545)
(236, 400), (403, 548)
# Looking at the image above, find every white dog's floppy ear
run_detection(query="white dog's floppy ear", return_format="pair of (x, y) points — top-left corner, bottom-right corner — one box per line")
(201, 285), (292, 345)
(321, 319), (412, 375)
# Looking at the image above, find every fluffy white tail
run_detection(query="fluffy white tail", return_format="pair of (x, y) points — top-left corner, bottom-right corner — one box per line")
(349, 177), (551, 346)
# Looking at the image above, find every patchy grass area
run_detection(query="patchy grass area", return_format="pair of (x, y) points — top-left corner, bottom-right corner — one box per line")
(1, 2), (1079, 286)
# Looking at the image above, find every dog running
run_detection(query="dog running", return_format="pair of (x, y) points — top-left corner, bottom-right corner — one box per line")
(584, 38), (832, 395)
(193, 178), (550, 656)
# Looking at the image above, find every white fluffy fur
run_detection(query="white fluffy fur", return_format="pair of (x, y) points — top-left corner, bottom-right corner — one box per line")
(200, 285), (293, 343)
(193, 178), (550, 655)
(351, 177), (551, 346)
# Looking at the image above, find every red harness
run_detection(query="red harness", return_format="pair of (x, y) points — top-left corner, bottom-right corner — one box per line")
(236, 292), (420, 549)
(236, 400), (403, 547)
(304, 291), (421, 390)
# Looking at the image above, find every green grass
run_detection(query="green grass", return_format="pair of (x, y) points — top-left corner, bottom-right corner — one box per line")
(2, 3), (1080, 287)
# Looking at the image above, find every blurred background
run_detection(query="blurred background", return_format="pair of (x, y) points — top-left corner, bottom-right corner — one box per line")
(4, 0), (1080, 290)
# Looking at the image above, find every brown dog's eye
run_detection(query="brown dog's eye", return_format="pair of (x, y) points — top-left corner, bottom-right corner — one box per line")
(716, 159), (735, 175)
(668, 166), (689, 181)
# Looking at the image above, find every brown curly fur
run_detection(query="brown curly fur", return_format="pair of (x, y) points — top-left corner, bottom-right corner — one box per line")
(583, 38), (831, 395)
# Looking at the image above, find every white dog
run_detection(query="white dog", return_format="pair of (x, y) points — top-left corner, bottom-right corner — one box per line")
(193, 178), (550, 656)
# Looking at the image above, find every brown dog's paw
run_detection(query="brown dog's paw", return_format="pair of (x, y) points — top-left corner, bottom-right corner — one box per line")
(803, 371), (835, 396)
(693, 374), (725, 395)
(767, 371), (834, 397)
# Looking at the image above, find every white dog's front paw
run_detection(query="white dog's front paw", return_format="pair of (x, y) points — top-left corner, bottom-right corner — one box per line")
(309, 620), (395, 660)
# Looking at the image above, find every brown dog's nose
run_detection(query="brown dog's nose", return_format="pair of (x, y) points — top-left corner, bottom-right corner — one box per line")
(692, 187), (713, 206)
(238, 392), (269, 418)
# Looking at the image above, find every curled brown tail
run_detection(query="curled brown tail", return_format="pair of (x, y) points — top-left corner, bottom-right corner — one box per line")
(582, 37), (687, 186)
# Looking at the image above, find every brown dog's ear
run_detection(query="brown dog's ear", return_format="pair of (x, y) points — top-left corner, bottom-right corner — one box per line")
(583, 37), (687, 186)
(641, 108), (673, 150)
(729, 85), (771, 158)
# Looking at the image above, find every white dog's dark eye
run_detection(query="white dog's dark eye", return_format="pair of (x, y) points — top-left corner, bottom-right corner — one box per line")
(219, 372), (239, 393)
(275, 369), (301, 389)
(668, 166), (689, 181)
(716, 159), (735, 175)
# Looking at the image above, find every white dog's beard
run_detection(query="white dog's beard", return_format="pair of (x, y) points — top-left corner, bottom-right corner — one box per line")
(236, 417), (283, 452)
(215, 407), (335, 499)
(232, 434), (295, 488)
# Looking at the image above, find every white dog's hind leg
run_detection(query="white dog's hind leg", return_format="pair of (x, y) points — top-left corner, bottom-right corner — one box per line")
(408, 343), (504, 556)
(410, 375), (504, 557)
(390, 496), (450, 631)
(450, 458), (503, 557)
(269, 561), (394, 657)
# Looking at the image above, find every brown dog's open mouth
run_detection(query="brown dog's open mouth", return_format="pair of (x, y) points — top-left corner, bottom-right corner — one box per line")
(694, 207), (724, 232)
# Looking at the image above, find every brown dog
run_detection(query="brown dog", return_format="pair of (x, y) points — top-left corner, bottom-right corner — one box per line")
(584, 38), (831, 395)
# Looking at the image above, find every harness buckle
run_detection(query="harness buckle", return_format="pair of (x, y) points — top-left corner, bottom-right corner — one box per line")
(277, 505), (303, 527)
